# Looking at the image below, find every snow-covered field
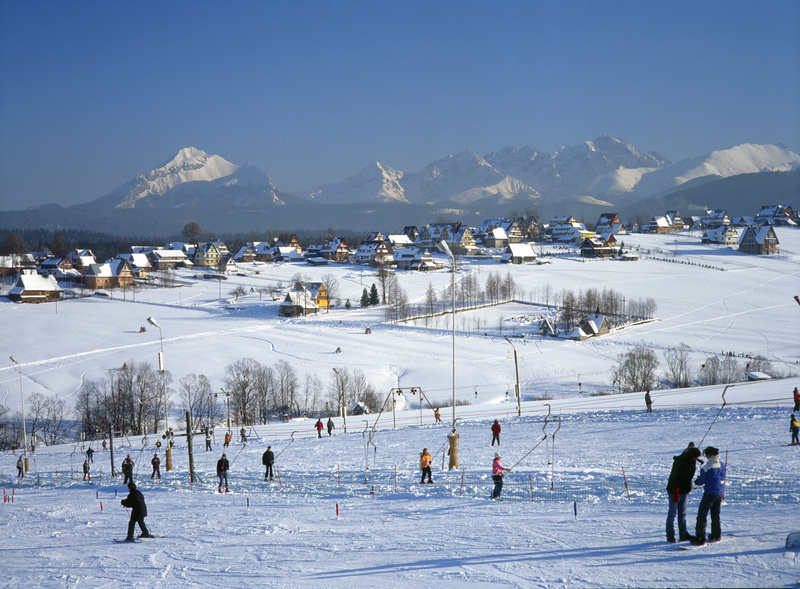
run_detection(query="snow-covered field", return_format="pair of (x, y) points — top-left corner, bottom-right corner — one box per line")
(1, 228), (799, 587)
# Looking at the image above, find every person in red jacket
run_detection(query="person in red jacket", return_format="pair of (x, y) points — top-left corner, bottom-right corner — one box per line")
(315, 419), (324, 438)
(491, 420), (501, 446)
(793, 386), (799, 412)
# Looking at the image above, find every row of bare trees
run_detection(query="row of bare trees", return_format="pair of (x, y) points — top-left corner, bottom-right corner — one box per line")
(385, 271), (518, 324)
(558, 286), (657, 331)
(611, 344), (782, 393)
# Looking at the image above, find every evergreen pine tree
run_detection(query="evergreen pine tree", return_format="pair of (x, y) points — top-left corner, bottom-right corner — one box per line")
(360, 288), (370, 308)
(369, 283), (380, 306)
(345, 298), (351, 310)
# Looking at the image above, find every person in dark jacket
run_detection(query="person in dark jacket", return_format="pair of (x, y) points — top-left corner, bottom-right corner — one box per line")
(83, 459), (91, 481)
(692, 447), (727, 545)
(491, 420), (501, 446)
(16, 455), (24, 479)
(645, 390), (653, 413)
(121, 454), (134, 485)
(86, 447), (94, 464)
(791, 414), (799, 445)
(262, 446), (274, 481)
(150, 454), (161, 479)
(327, 418), (335, 436)
(665, 446), (701, 543)
(793, 387), (799, 413)
(121, 482), (152, 541)
(217, 453), (230, 492)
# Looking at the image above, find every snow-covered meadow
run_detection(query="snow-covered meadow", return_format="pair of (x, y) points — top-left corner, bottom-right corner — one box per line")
(1, 228), (799, 587)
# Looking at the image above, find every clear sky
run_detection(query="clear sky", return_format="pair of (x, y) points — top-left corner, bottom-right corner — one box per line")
(1, 0), (798, 210)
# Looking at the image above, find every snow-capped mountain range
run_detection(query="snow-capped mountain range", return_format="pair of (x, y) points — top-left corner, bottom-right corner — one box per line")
(85, 137), (800, 210)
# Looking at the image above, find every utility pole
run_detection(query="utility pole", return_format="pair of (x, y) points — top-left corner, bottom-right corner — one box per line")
(504, 337), (522, 417)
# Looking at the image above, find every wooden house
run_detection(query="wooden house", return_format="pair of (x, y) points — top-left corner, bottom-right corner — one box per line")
(501, 243), (537, 264)
(7, 270), (62, 303)
(738, 225), (779, 255)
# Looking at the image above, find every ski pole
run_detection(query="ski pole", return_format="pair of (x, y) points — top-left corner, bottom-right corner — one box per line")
(698, 384), (731, 447)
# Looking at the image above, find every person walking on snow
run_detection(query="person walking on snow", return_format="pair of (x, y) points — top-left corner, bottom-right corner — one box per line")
(217, 453), (230, 492)
(16, 455), (24, 479)
(491, 452), (510, 499)
(224, 432), (231, 448)
(691, 447), (727, 545)
(645, 390), (653, 413)
(434, 408), (441, 424)
(793, 387), (799, 413)
(665, 446), (701, 543)
(790, 414), (799, 445)
(205, 428), (212, 451)
(151, 453), (161, 479)
(86, 447), (94, 464)
(327, 417), (335, 436)
(121, 482), (153, 541)
(121, 454), (134, 486)
(315, 419), (324, 438)
(262, 446), (274, 481)
(240, 426), (247, 443)
(420, 448), (433, 484)
(491, 420), (501, 446)
(83, 459), (91, 481)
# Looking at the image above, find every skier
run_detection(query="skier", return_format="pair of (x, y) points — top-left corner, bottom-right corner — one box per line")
(665, 446), (701, 543)
(217, 453), (230, 492)
(491, 452), (510, 499)
(262, 445), (274, 481)
(420, 448), (433, 484)
(86, 447), (94, 464)
(793, 387), (799, 413)
(240, 426), (247, 443)
(102, 440), (107, 451)
(121, 482), (153, 541)
(491, 420), (501, 446)
(790, 413), (799, 445)
(645, 390), (653, 413)
(434, 408), (441, 424)
(224, 432), (231, 448)
(315, 419), (323, 439)
(327, 417), (335, 436)
(150, 453), (161, 479)
(121, 454), (134, 486)
(154, 439), (161, 451)
(691, 447), (727, 545)
(205, 428), (212, 451)
(16, 455), (24, 479)
(83, 459), (91, 481)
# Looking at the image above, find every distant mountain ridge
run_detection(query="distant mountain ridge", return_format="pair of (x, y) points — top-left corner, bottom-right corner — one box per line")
(65, 137), (800, 212)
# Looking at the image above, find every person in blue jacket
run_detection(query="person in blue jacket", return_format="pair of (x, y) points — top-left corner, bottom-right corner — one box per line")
(691, 446), (726, 545)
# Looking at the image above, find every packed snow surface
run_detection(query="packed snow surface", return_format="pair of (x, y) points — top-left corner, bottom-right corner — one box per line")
(1, 229), (799, 587)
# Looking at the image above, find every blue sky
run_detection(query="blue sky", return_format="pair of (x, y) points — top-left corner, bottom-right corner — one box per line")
(1, 0), (798, 209)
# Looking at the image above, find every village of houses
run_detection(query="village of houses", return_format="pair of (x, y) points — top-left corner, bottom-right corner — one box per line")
(1, 204), (794, 336)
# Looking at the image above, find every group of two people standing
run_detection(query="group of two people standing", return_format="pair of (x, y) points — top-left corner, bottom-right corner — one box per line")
(666, 443), (726, 545)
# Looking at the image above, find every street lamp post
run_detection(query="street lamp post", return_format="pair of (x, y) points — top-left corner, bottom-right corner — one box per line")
(9, 356), (28, 472)
(439, 241), (457, 427)
(504, 337), (522, 417)
(147, 317), (168, 432)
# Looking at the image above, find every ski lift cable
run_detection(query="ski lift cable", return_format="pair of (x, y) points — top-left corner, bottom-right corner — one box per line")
(698, 384), (731, 447)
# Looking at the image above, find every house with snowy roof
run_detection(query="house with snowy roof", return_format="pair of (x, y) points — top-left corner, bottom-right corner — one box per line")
(738, 225), (779, 255)
(755, 204), (797, 227)
(700, 210), (730, 229)
(320, 237), (351, 262)
(578, 313), (610, 337)
(702, 225), (739, 247)
(394, 248), (442, 271)
(147, 248), (192, 270)
(579, 238), (614, 258)
(354, 241), (394, 266)
(8, 270), (62, 303)
(278, 289), (319, 317)
(501, 243), (537, 264)
(594, 213), (627, 235)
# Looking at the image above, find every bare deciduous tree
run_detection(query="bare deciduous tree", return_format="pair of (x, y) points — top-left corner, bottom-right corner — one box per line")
(612, 347), (659, 393)
(664, 344), (692, 388)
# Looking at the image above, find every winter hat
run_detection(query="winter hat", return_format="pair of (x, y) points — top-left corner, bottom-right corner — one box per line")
(703, 446), (719, 457)
(686, 447), (701, 458)
(494, 452), (501, 459)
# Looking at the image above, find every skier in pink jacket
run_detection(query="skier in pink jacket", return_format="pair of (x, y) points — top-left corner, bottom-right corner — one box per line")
(491, 452), (510, 499)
